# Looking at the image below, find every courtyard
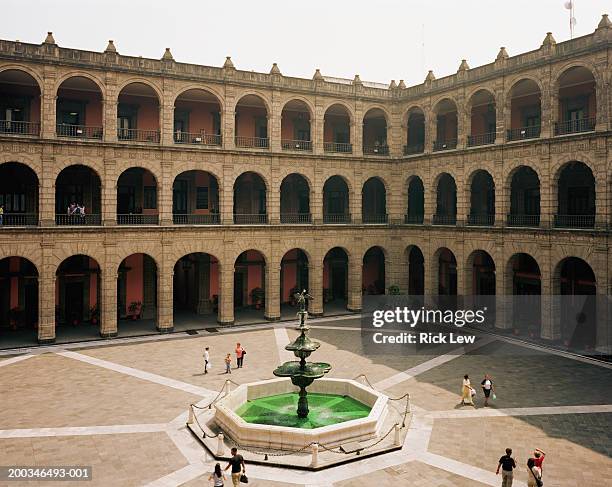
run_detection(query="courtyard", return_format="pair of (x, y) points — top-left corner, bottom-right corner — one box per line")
(0, 314), (610, 487)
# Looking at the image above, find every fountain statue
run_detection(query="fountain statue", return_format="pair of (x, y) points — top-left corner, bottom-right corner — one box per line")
(273, 290), (331, 418)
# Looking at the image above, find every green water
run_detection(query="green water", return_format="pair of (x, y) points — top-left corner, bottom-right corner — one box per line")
(235, 392), (371, 429)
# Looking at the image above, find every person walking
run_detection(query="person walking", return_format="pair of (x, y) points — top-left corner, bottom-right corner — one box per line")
(235, 342), (245, 368)
(224, 353), (232, 374)
(481, 374), (495, 407)
(203, 347), (210, 374)
(224, 447), (245, 487)
(0, 204), (4, 225)
(208, 463), (226, 487)
(496, 448), (516, 487)
(460, 374), (475, 407)
(532, 448), (546, 472)
(527, 458), (542, 487)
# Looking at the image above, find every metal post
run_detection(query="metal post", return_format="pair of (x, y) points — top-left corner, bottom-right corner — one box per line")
(310, 442), (319, 468)
(217, 433), (225, 456)
(394, 424), (401, 447)
(187, 406), (194, 425)
(226, 379), (231, 394)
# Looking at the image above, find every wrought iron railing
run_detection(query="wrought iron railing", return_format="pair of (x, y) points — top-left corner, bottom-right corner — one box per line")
(467, 214), (495, 226)
(235, 136), (269, 148)
(553, 214), (595, 229)
(404, 213), (424, 224)
(363, 145), (389, 155)
(432, 214), (457, 225)
(467, 132), (495, 147)
(173, 214), (220, 225)
(403, 143), (424, 155)
(174, 132), (222, 146)
(0, 213), (38, 226)
(280, 213), (312, 224)
(554, 117), (596, 136)
(0, 120), (40, 136)
(507, 214), (540, 227)
(117, 128), (160, 143)
(117, 214), (159, 225)
(362, 213), (388, 224)
(433, 139), (457, 151)
(233, 213), (268, 224)
(507, 125), (540, 141)
(323, 142), (352, 153)
(57, 124), (103, 139)
(281, 139), (312, 152)
(323, 213), (351, 224)
(55, 214), (101, 225)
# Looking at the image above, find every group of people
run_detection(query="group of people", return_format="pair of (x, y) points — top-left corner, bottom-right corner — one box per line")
(208, 448), (246, 487)
(67, 202), (86, 216)
(497, 447), (546, 487)
(203, 342), (246, 375)
(460, 373), (495, 408)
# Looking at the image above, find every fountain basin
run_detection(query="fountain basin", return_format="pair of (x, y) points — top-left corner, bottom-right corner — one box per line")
(214, 378), (388, 450)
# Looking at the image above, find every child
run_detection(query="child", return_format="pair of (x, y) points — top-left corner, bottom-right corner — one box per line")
(224, 353), (232, 374)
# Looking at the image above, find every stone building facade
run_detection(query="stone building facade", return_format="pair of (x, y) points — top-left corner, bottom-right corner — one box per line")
(0, 16), (610, 351)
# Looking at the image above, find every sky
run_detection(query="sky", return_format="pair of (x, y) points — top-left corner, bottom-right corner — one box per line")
(2, 0), (609, 87)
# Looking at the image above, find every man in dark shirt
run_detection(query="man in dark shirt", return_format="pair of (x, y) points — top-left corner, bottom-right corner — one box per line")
(496, 447), (516, 487)
(225, 447), (245, 487)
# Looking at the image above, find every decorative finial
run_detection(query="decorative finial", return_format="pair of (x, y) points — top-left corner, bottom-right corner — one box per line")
(313, 68), (323, 81)
(541, 32), (556, 47)
(389, 79), (397, 89)
(496, 47), (509, 60)
(43, 32), (56, 45)
(353, 74), (362, 86)
(398, 79), (406, 89)
(105, 40), (116, 53)
(162, 48), (174, 61)
(425, 70), (435, 82)
(270, 63), (281, 75)
(597, 13), (611, 29)
(223, 56), (235, 69)
(457, 59), (469, 72)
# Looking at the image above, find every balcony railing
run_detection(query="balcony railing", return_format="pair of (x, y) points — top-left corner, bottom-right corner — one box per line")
(233, 213), (268, 224)
(554, 214), (595, 229)
(281, 140), (312, 152)
(235, 136), (269, 149)
(0, 120), (40, 136)
(363, 145), (389, 156)
(403, 143), (424, 155)
(404, 213), (424, 224)
(554, 117), (596, 136)
(117, 128), (160, 143)
(117, 214), (159, 225)
(507, 214), (540, 227)
(323, 142), (353, 153)
(467, 132), (496, 147)
(362, 213), (388, 224)
(432, 214), (457, 225)
(467, 214), (495, 226)
(173, 213), (220, 225)
(57, 124), (103, 140)
(0, 213), (38, 226)
(174, 132), (222, 146)
(55, 214), (101, 225)
(323, 213), (351, 224)
(507, 125), (540, 141)
(433, 139), (457, 151)
(280, 213), (312, 224)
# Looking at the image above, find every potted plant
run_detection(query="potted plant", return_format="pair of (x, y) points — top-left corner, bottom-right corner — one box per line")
(89, 305), (99, 325)
(388, 284), (401, 295)
(128, 301), (142, 320)
(250, 287), (264, 310)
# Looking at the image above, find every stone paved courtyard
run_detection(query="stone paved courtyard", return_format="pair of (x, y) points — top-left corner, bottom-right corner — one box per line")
(0, 315), (611, 486)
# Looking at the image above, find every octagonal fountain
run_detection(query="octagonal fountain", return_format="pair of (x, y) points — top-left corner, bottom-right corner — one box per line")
(187, 291), (409, 468)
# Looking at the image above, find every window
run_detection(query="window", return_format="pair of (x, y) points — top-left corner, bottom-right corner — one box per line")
(196, 187), (209, 209)
(143, 186), (157, 209)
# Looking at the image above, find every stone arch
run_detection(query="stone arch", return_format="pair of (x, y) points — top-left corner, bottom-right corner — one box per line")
(280, 96), (315, 119)
(233, 90), (272, 115)
(54, 71), (107, 99)
(362, 105), (391, 125)
(116, 77), (163, 102)
(0, 64), (44, 91)
(322, 100), (355, 124)
(172, 84), (224, 106)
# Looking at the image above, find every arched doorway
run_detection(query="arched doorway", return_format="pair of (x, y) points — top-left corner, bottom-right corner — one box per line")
(363, 247), (385, 295)
(56, 76), (103, 139)
(56, 255), (100, 341)
(362, 178), (387, 223)
(173, 88), (222, 146)
(507, 79), (541, 140)
(172, 170), (220, 225)
(0, 257), (38, 347)
(555, 66), (596, 135)
(323, 247), (348, 313)
(436, 248), (457, 295)
(323, 104), (352, 153)
(507, 253), (541, 337)
(234, 250), (266, 321)
(362, 108), (388, 155)
(280, 249), (309, 317)
(173, 253), (219, 329)
(433, 98), (458, 151)
(405, 177), (424, 224)
(55, 165), (101, 225)
(468, 250), (496, 327)
(407, 246), (424, 296)
(281, 100), (312, 151)
(235, 94), (269, 148)
(434, 173), (457, 225)
(404, 108), (425, 154)
(117, 82), (160, 142)
(233, 172), (267, 224)
(117, 168), (159, 225)
(280, 174), (310, 223)
(323, 176), (350, 223)
(467, 89), (496, 146)
(117, 254), (157, 334)
(0, 69), (41, 135)
(555, 161), (595, 228)
(468, 170), (495, 226)
(508, 166), (540, 227)
(0, 162), (38, 226)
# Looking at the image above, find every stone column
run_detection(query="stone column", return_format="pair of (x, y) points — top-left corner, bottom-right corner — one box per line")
(39, 155), (55, 226)
(160, 88), (175, 146)
(495, 265), (510, 330)
(308, 257), (323, 316)
(541, 82), (554, 138)
(104, 74), (118, 142)
(218, 262), (234, 325)
(540, 166), (553, 229)
(351, 185), (362, 225)
(269, 100), (282, 152)
(353, 121), (363, 157)
(38, 272), (55, 344)
(494, 88), (505, 144)
(594, 249), (610, 354)
(142, 256), (157, 319)
(157, 253), (174, 332)
(347, 255), (362, 312)
(425, 247), (438, 296)
(387, 168), (403, 224)
(456, 98), (467, 150)
(100, 269), (118, 337)
(102, 159), (117, 226)
(40, 66), (57, 139)
(268, 161), (280, 225)
(539, 249), (559, 340)
(220, 166), (234, 225)
(311, 180), (323, 225)
(424, 109), (435, 154)
(159, 160), (173, 226)
(265, 260), (281, 321)
(494, 171), (505, 227)
(313, 101), (324, 155)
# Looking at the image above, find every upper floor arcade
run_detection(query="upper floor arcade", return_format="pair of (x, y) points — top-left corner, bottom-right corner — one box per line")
(0, 14), (609, 157)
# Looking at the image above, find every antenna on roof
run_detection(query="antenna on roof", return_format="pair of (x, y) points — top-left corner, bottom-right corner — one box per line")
(564, 1), (577, 39)
(421, 23), (426, 76)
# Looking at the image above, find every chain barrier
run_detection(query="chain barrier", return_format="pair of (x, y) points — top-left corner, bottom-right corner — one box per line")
(353, 374), (410, 427)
